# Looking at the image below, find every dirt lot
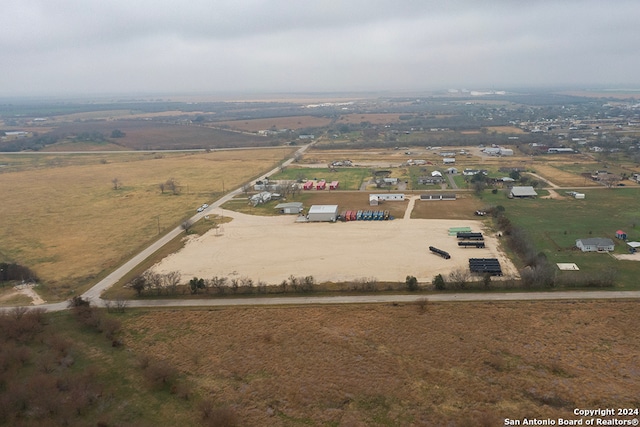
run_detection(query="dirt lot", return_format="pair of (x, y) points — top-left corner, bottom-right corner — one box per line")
(122, 300), (640, 426)
(152, 198), (517, 285)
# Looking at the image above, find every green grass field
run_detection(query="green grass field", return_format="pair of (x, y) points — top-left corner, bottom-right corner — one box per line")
(482, 188), (640, 289)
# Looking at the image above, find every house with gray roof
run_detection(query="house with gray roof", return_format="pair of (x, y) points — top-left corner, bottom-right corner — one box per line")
(576, 238), (615, 252)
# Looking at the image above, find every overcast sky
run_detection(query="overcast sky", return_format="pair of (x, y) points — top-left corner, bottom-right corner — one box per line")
(2, 0), (640, 97)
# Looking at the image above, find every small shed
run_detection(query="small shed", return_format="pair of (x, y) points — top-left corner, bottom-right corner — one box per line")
(303, 181), (314, 190)
(616, 230), (627, 240)
(307, 205), (339, 222)
(329, 181), (339, 190)
(274, 202), (303, 214)
(369, 194), (379, 206)
(446, 167), (458, 174)
(316, 181), (326, 190)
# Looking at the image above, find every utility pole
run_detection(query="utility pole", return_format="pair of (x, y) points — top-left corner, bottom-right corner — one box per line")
(156, 216), (160, 235)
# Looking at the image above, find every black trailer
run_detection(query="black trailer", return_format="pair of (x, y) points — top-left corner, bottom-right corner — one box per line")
(456, 232), (484, 240)
(429, 246), (451, 259)
(468, 258), (502, 275)
(458, 241), (486, 248)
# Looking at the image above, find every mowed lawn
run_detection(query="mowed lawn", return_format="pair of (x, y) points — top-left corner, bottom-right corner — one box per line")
(482, 188), (640, 289)
(0, 148), (293, 301)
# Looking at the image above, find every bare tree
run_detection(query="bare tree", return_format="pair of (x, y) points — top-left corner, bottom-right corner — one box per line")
(447, 268), (470, 290)
(112, 177), (121, 190)
(165, 178), (181, 195)
(165, 271), (182, 295)
(181, 219), (194, 233)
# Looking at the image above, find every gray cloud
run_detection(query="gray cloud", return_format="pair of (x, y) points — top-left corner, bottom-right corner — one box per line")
(2, 0), (639, 96)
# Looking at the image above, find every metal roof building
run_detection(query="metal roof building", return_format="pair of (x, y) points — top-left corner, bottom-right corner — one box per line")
(510, 186), (538, 198)
(274, 202), (303, 214)
(307, 205), (339, 222)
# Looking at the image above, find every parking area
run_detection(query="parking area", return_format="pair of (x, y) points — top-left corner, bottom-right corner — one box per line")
(152, 208), (518, 285)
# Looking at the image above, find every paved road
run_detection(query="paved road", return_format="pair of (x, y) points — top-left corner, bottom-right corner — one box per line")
(5, 290), (639, 314)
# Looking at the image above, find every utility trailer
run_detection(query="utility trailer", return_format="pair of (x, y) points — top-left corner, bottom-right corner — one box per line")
(429, 246), (451, 259)
(456, 232), (484, 240)
(458, 241), (486, 248)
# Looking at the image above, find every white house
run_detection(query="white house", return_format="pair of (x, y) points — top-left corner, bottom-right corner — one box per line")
(576, 238), (615, 252)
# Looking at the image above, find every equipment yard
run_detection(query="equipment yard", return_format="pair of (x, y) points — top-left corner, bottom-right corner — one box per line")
(152, 201), (517, 285)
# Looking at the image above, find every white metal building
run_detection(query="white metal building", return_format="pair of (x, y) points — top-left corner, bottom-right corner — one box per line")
(307, 205), (339, 222)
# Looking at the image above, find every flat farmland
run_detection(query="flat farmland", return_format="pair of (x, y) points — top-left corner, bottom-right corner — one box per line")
(214, 115), (333, 131)
(121, 300), (640, 426)
(47, 120), (271, 150)
(0, 148), (293, 301)
(335, 113), (404, 125)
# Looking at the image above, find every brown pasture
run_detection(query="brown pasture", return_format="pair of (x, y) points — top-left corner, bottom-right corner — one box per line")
(530, 163), (601, 187)
(122, 300), (640, 426)
(214, 115), (334, 132)
(335, 113), (404, 125)
(48, 120), (270, 150)
(486, 126), (526, 134)
(0, 148), (293, 301)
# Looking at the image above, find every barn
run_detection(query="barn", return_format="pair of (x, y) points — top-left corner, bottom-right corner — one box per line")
(576, 238), (615, 252)
(510, 186), (538, 198)
(307, 205), (339, 222)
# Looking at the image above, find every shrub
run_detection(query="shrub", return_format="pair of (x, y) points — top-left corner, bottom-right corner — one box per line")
(405, 275), (419, 291)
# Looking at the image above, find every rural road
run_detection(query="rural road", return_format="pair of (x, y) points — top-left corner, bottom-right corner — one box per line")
(4, 290), (640, 314)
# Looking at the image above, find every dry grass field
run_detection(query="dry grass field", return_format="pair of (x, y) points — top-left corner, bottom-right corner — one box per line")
(214, 116), (334, 132)
(529, 163), (601, 187)
(0, 148), (293, 301)
(335, 113), (404, 125)
(121, 300), (640, 426)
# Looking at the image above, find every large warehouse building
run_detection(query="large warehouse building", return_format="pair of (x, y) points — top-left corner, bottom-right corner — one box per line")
(307, 205), (339, 222)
